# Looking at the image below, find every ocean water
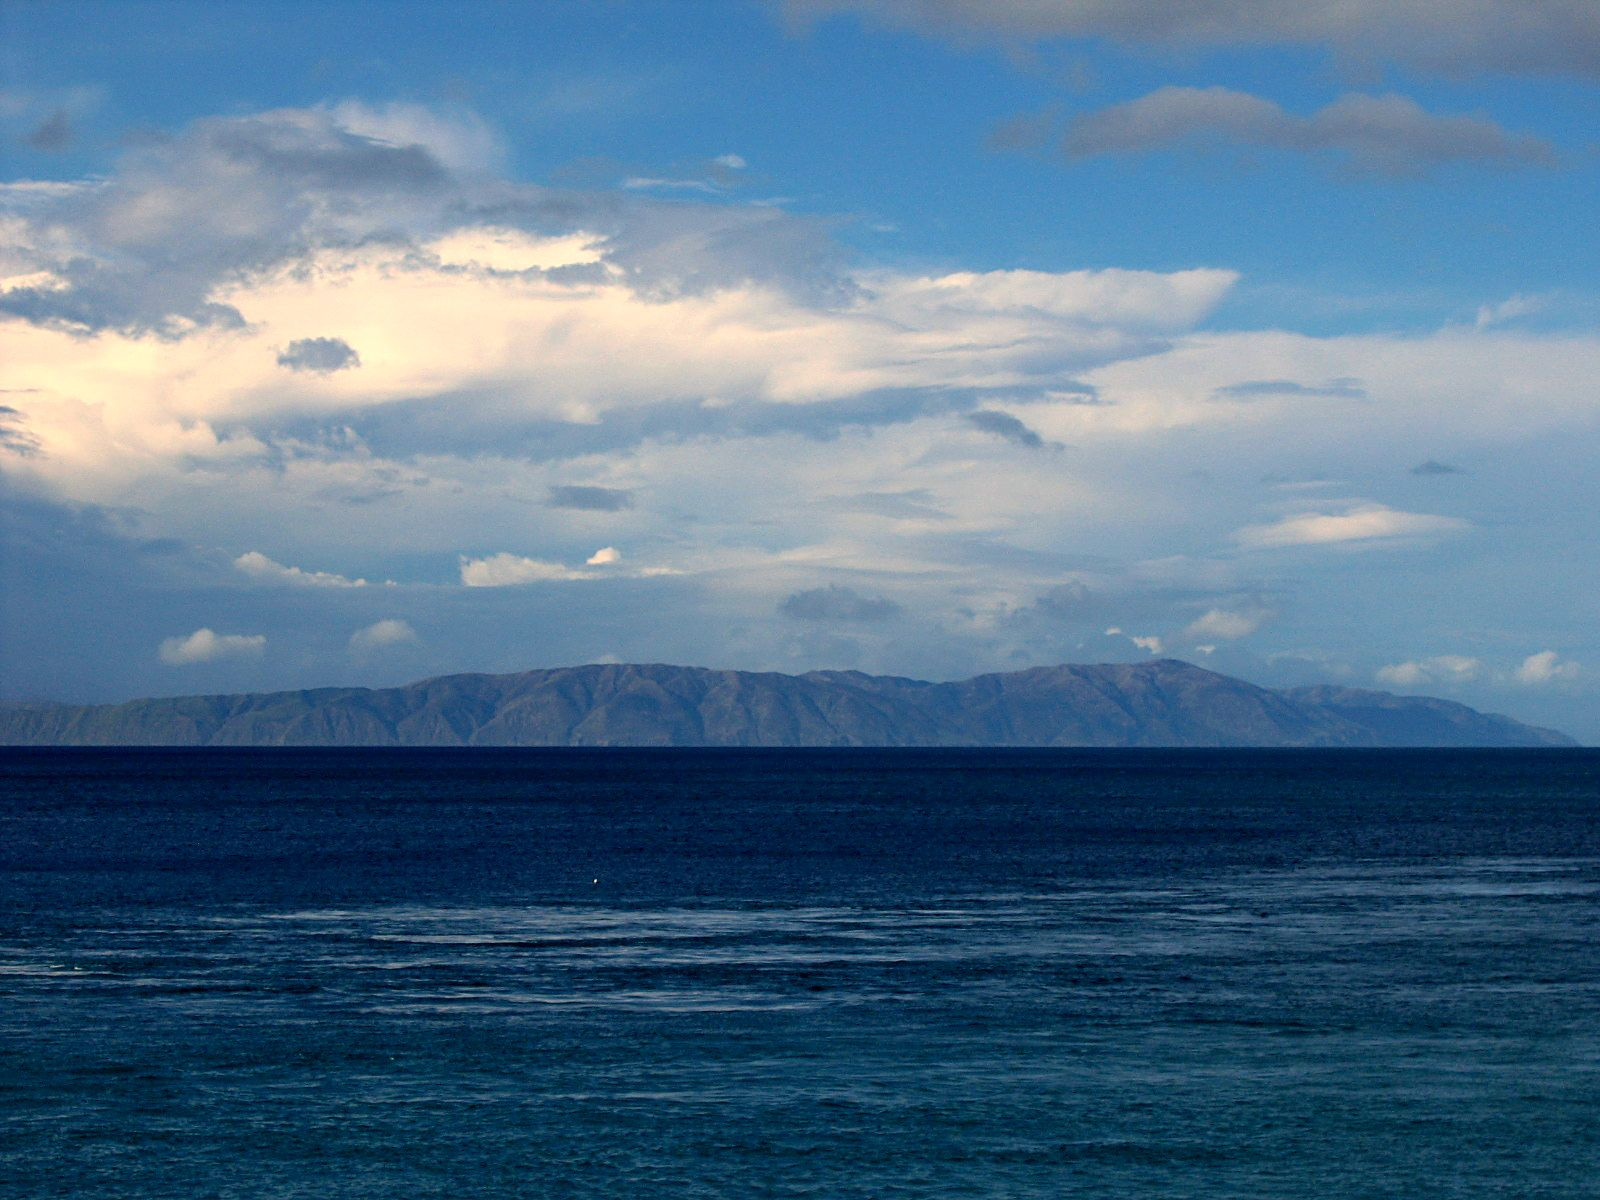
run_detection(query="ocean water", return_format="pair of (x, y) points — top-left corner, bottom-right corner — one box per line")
(1, 748), (1598, 1199)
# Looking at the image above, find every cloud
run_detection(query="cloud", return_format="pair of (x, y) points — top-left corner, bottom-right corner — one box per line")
(1475, 294), (1544, 329)
(965, 409), (1051, 448)
(547, 485), (634, 511)
(0, 405), (42, 457)
(349, 618), (419, 652)
(1105, 626), (1165, 655)
(785, 1), (1600, 77)
(1410, 460), (1464, 476)
(24, 109), (72, 152)
(277, 336), (360, 373)
(780, 585), (903, 622)
(1214, 377), (1366, 400)
(830, 489), (952, 521)
(459, 553), (588, 587)
(1376, 655), (1482, 687)
(1060, 89), (1557, 177)
(158, 627), (266, 665)
(1182, 608), (1268, 641)
(234, 550), (368, 587)
(586, 546), (622, 565)
(0, 103), (486, 334)
(1235, 505), (1469, 549)
(1515, 650), (1580, 685)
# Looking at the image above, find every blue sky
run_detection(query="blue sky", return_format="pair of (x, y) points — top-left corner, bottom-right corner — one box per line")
(2, 0), (1597, 736)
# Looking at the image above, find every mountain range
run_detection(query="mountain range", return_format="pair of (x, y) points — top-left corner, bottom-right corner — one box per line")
(0, 659), (1576, 747)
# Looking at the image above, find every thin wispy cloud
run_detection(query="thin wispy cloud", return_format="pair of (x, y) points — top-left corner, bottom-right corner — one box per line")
(1059, 89), (1557, 177)
(1235, 506), (1470, 550)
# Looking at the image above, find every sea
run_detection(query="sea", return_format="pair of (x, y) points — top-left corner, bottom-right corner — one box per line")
(1, 747), (1598, 1199)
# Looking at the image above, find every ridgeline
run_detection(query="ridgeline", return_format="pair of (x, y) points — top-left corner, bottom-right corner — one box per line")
(0, 659), (1575, 747)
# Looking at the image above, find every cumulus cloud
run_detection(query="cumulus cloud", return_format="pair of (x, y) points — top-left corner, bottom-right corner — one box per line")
(1182, 608), (1268, 641)
(1515, 650), (1580, 685)
(1060, 89), (1557, 177)
(547, 485), (634, 511)
(1105, 627), (1164, 655)
(277, 336), (360, 373)
(459, 553), (588, 587)
(0, 103), (480, 334)
(234, 550), (368, 587)
(349, 618), (419, 652)
(1235, 505), (1469, 550)
(159, 627), (266, 665)
(781, 585), (903, 622)
(785, 1), (1600, 77)
(1376, 655), (1482, 687)
(586, 546), (622, 565)
(0, 103), (1242, 538)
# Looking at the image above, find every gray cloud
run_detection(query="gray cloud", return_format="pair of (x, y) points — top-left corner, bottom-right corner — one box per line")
(1411, 459), (1465, 476)
(786, 1), (1600, 77)
(1215, 377), (1367, 400)
(830, 490), (952, 521)
(329, 384), (1050, 465)
(781, 585), (903, 623)
(0, 406), (42, 457)
(0, 104), (853, 337)
(24, 109), (73, 152)
(0, 109), (457, 334)
(1060, 89), (1558, 177)
(965, 409), (1053, 448)
(277, 337), (361, 373)
(547, 485), (635, 511)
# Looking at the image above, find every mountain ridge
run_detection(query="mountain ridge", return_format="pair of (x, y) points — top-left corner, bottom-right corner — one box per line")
(0, 659), (1576, 747)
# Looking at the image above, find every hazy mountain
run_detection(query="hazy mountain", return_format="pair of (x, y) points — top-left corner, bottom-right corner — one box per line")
(0, 660), (1575, 748)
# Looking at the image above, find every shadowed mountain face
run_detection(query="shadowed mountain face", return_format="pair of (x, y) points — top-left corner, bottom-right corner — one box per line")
(0, 660), (1576, 748)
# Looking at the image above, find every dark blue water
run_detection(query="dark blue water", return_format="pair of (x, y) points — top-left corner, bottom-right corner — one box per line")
(2, 748), (1598, 1198)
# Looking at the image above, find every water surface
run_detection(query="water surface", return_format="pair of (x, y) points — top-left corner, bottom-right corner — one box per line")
(2, 748), (1597, 1197)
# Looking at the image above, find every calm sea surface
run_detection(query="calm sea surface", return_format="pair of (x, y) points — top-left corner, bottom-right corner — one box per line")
(2, 748), (1598, 1198)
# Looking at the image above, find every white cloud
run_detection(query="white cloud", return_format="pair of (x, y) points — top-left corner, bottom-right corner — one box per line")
(586, 546), (622, 565)
(1475, 293), (1545, 329)
(235, 550), (367, 587)
(1182, 608), (1268, 641)
(1515, 650), (1580, 685)
(1107, 627), (1164, 654)
(1236, 505), (1469, 550)
(159, 628), (266, 665)
(1376, 655), (1481, 687)
(459, 553), (589, 587)
(349, 618), (419, 652)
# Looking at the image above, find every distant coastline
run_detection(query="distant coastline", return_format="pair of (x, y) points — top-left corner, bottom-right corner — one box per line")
(0, 659), (1575, 748)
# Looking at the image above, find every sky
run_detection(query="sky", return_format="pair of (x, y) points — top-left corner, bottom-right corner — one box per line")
(1, 0), (1597, 737)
